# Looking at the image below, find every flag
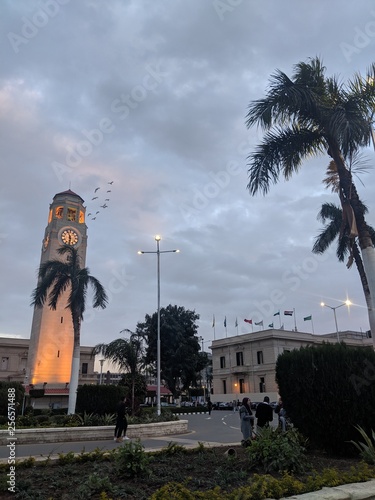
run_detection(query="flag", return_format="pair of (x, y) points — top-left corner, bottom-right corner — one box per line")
(268, 323), (274, 328)
(212, 315), (215, 327)
(304, 315), (312, 321)
(284, 310), (293, 316)
(273, 311), (280, 316)
(255, 320), (263, 326)
(244, 318), (252, 324)
(224, 316), (227, 328)
(235, 318), (238, 327)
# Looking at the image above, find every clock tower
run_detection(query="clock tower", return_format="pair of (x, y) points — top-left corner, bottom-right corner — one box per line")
(27, 190), (88, 385)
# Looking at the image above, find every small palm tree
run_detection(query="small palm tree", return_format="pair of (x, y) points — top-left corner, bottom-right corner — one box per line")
(313, 201), (375, 324)
(92, 330), (145, 414)
(31, 246), (108, 414)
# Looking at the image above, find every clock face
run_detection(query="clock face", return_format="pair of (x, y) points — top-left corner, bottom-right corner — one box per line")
(61, 228), (79, 246)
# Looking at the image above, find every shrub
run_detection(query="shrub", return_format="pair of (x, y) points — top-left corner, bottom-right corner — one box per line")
(246, 427), (309, 473)
(350, 425), (375, 464)
(275, 342), (375, 455)
(114, 439), (152, 478)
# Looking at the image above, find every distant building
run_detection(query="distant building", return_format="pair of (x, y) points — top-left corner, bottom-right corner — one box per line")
(210, 328), (373, 403)
(0, 337), (96, 409)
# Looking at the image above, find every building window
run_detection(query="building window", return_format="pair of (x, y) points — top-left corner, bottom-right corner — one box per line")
(79, 210), (85, 223)
(236, 351), (244, 366)
(55, 206), (63, 218)
(222, 380), (227, 394)
(1, 357), (9, 370)
(259, 376), (266, 393)
(67, 208), (77, 221)
(257, 351), (264, 364)
(220, 356), (226, 368)
(82, 363), (88, 375)
(239, 378), (245, 394)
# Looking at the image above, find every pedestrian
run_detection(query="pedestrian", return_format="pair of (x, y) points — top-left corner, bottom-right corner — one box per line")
(255, 396), (273, 429)
(239, 397), (254, 445)
(207, 399), (213, 417)
(275, 397), (288, 431)
(114, 396), (130, 443)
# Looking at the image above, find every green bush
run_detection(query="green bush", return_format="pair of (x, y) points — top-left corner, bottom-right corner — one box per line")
(276, 342), (375, 455)
(350, 425), (375, 464)
(114, 439), (152, 478)
(76, 384), (125, 415)
(247, 427), (308, 473)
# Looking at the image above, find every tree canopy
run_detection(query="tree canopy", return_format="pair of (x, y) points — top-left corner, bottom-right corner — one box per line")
(136, 304), (208, 397)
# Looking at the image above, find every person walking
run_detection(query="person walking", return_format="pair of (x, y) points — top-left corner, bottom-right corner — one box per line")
(255, 396), (273, 430)
(239, 397), (254, 445)
(114, 396), (130, 442)
(206, 399), (213, 418)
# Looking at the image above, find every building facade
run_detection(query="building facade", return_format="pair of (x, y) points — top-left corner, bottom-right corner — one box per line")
(27, 190), (88, 385)
(210, 328), (372, 403)
(0, 337), (96, 409)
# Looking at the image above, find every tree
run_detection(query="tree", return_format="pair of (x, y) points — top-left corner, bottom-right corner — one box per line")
(31, 246), (108, 414)
(313, 201), (375, 336)
(136, 305), (208, 398)
(91, 331), (146, 414)
(246, 57), (375, 344)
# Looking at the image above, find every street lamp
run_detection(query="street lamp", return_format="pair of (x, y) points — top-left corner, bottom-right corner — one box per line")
(99, 359), (105, 385)
(320, 300), (352, 342)
(138, 235), (179, 416)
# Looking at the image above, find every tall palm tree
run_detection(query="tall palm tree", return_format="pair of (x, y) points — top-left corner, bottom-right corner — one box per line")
(313, 201), (375, 336)
(246, 57), (375, 345)
(92, 330), (145, 414)
(31, 246), (108, 414)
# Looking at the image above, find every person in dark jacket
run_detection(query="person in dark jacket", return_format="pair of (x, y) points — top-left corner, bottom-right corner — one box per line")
(239, 396), (254, 443)
(255, 396), (273, 429)
(114, 396), (129, 442)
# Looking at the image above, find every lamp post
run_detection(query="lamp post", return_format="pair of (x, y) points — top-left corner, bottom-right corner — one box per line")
(99, 359), (105, 385)
(138, 235), (179, 416)
(320, 300), (352, 342)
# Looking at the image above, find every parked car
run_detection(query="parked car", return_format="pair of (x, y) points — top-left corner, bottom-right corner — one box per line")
(251, 401), (261, 410)
(218, 402), (234, 410)
(180, 401), (195, 407)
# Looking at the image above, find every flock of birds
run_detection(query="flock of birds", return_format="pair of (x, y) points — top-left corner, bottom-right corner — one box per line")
(86, 181), (114, 220)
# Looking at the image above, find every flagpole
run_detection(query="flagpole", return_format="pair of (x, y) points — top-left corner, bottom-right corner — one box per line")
(212, 314), (216, 340)
(293, 308), (297, 331)
(279, 312), (281, 328)
(311, 316), (315, 334)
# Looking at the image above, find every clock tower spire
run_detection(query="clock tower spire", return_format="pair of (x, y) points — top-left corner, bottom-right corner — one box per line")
(27, 190), (88, 385)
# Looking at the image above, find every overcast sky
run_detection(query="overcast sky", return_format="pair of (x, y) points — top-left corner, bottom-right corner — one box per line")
(1, 0), (375, 354)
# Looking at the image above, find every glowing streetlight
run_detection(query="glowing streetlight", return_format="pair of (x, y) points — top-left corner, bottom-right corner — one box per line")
(138, 235), (179, 416)
(320, 300), (352, 342)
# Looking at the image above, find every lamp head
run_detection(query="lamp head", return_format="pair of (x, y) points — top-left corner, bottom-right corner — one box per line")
(155, 235), (161, 242)
(320, 302), (325, 307)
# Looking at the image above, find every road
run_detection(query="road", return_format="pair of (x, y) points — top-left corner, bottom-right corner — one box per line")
(0, 410), (277, 462)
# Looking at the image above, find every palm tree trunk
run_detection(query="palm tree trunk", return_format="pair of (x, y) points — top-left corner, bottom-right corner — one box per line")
(68, 315), (81, 414)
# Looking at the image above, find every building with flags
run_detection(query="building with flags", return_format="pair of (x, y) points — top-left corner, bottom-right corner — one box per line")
(209, 327), (372, 403)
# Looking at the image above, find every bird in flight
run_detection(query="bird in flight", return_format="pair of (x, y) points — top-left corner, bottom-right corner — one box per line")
(105, 198), (110, 201)
(107, 190), (111, 193)
(94, 187), (100, 193)
(95, 211), (100, 214)
(101, 204), (108, 208)
(92, 196), (98, 200)
(91, 217), (96, 220)
(87, 213), (92, 216)
(108, 181), (114, 184)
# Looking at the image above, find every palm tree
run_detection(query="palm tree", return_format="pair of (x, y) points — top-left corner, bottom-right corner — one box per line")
(246, 57), (375, 345)
(313, 201), (375, 335)
(31, 246), (108, 414)
(92, 330), (145, 414)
